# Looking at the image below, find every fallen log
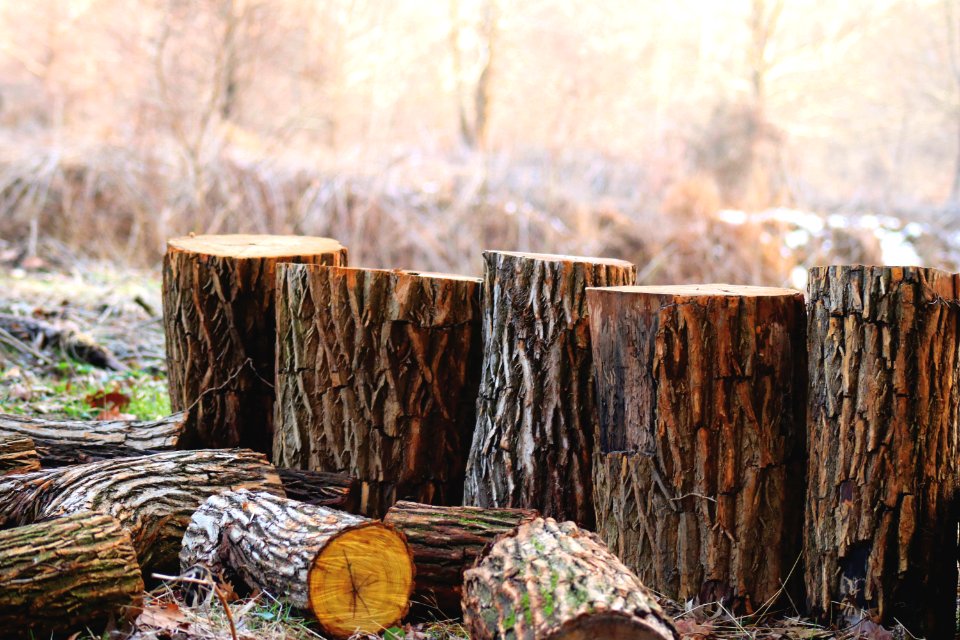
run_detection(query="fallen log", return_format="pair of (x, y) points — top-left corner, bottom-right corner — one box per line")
(163, 234), (347, 452)
(0, 449), (283, 572)
(276, 468), (360, 512)
(274, 264), (482, 516)
(0, 511), (144, 638)
(181, 489), (414, 639)
(463, 251), (636, 526)
(0, 434), (40, 475)
(805, 266), (960, 638)
(383, 500), (537, 616)
(463, 517), (678, 640)
(589, 284), (807, 609)
(0, 312), (126, 370)
(0, 412), (184, 466)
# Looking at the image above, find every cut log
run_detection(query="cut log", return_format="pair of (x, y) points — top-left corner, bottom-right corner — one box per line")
(0, 312), (126, 370)
(589, 284), (806, 610)
(181, 489), (414, 639)
(804, 266), (960, 637)
(276, 468), (360, 512)
(463, 251), (636, 526)
(0, 449), (283, 572)
(0, 412), (184, 466)
(0, 512), (144, 638)
(0, 434), (40, 475)
(163, 234), (347, 452)
(383, 500), (538, 616)
(274, 264), (482, 517)
(463, 517), (677, 640)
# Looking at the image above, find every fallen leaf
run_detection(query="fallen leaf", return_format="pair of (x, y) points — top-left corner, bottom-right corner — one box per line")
(85, 388), (131, 411)
(136, 600), (190, 633)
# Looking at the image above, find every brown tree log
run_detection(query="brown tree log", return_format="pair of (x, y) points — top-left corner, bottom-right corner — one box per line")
(0, 434), (39, 475)
(164, 234), (347, 452)
(589, 284), (806, 610)
(804, 265), (960, 637)
(0, 412), (184, 466)
(0, 449), (283, 572)
(276, 468), (360, 512)
(273, 264), (482, 517)
(383, 500), (538, 617)
(463, 251), (636, 526)
(0, 512), (144, 638)
(181, 489), (414, 639)
(463, 517), (678, 640)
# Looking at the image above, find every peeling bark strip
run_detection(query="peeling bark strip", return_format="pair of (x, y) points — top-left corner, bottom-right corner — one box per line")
(273, 264), (482, 516)
(0, 449), (283, 572)
(164, 234), (347, 452)
(589, 284), (806, 610)
(0, 435), (40, 475)
(180, 489), (414, 639)
(0, 412), (184, 466)
(463, 251), (636, 526)
(463, 517), (678, 640)
(383, 500), (538, 617)
(0, 512), (144, 638)
(804, 265), (960, 637)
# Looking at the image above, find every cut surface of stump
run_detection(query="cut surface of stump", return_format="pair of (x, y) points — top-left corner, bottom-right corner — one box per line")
(0, 434), (40, 475)
(0, 449), (283, 572)
(0, 511), (144, 638)
(589, 284), (806, 609)
(181, 489), (413, 639)
(164, 234), (347, 452)
(383, 500), (538, 616)
(462, 517), (677, 640)
(463, 251), (636, 526)
(274, 263), (481, 516)
(804, 265), (960, 638)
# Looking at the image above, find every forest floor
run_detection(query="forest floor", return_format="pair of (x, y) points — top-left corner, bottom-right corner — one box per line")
(0, 263), (912, 640)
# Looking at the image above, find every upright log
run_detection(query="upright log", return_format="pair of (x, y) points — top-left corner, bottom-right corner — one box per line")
(0, 435), (39, 475)
(0, 449), (283, 572)
(804, 266), (960, 637)
(383, 500), (538, 616)
(589, 284), (806, 610)
(463, 517), (678, 640)
(0, 412), (184, 466)
(273, 264), (482, 516)
(181, 489), (414, 639)
(0, 512), (144, 638)
(463, 251), (636, 526)
(164, 234), (347, 451)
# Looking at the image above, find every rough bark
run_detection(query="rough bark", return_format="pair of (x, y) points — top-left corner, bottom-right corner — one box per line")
(276, 468), (360, 512)
(589, 285), (806, 611)
(463, 517), (677, 640)
(274, 264), (482, 517)
(804, 265), (960, 637)
(463, 251), (636, 527)
(0, 449), (283, 572)
(164, 234), (347, 452)
(181, 489), (414, 639)
(0, 434), (40, 475)
(383, 500), (538, 616)
(0, 313), (126, 370)
(0, 412), (184, 466)
(0, 512), (144, 638)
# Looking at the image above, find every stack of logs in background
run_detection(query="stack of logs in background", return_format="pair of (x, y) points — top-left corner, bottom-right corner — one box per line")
(1, 233), (958, 639)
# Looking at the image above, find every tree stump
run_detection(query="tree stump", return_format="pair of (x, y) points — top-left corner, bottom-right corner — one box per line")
(0, 512), (144, 638)
(805, 265), (960, 637)
(463, 517), (677, 640)
(0, 449), (283, 572)
(164, 234), (347, 452)
(181, 489), (414, 639)
(463, 251), (636, 526)
(0, 435), (40, 475)
(273, 264), (482, 516)
(383, 500), (538, 616)
(589, 284), (807, 610)
(0, 412), (184, 466)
